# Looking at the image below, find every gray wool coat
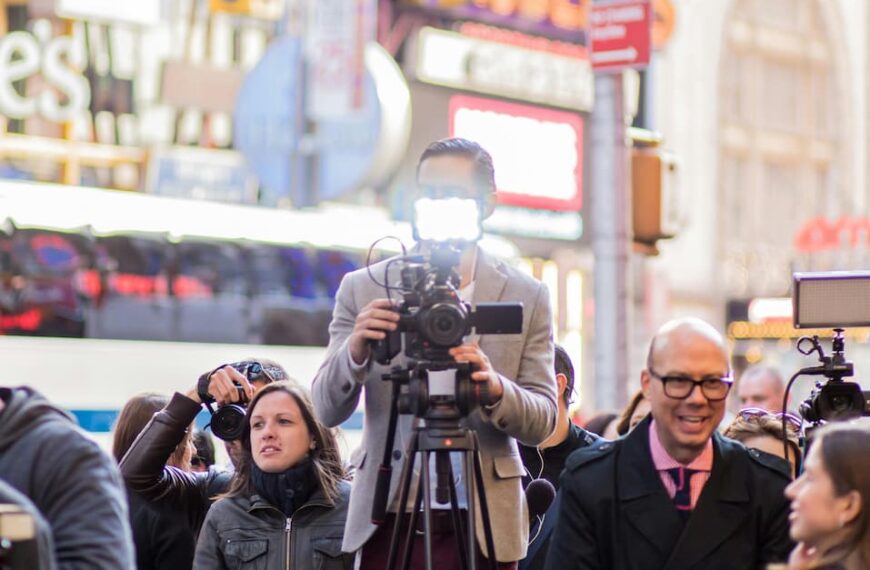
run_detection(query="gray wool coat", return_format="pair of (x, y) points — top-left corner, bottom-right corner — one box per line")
(312, 248), (557, 562)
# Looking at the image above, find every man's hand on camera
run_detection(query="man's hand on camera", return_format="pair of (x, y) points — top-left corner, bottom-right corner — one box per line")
(349, 298), (399, 365)
(449, 342), (504, 403)
(185, 366), (254, 405)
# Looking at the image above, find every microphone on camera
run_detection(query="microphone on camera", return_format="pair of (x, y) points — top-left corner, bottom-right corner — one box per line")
(525, 478), (556, 524)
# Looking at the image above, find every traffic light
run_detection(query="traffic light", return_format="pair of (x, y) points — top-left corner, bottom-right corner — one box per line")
(630, 128), (680, 254)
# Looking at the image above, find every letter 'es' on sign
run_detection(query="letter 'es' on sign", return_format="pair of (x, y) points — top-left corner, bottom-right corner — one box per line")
(590, 0), (652, 72)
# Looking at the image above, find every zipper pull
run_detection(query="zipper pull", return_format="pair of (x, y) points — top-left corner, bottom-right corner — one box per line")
(285, 517), (293, 570)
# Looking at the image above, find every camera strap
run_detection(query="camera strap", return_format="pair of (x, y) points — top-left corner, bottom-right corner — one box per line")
(197, 363), (233, 403)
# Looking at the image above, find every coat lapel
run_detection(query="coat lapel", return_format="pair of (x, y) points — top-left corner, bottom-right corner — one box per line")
(662, 434), (751, 570)
(618, 417), (686, 559)
(470, 249), (509, 353)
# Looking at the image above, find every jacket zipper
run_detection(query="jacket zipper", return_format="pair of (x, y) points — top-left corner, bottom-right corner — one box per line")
(249, 500), (330, 569)
(285, 517), (292, 570)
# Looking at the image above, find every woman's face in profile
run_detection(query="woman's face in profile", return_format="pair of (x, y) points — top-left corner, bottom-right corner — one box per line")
(784, 440), (855, 545)
(249, 392), (313, 473)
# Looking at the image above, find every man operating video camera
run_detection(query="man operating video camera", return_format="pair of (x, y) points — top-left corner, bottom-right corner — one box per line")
(312, 138), (557, 569)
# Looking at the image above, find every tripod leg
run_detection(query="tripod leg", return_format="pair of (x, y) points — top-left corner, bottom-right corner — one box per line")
(387, 437), (418, 570)
(471, 446), (497, 570)
(420, 450), (435, 570)
(464, 450), (478, 570)
(446, 456), (469, 570)
(401, 467), (425, 570)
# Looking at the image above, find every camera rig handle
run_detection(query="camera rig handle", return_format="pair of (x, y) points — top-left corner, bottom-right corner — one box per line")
(795, 330), (854, 382)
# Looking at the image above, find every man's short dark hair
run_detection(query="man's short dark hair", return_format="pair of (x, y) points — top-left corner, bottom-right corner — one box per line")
(554, 344), (575, 405)
(417, 137), (496, 194)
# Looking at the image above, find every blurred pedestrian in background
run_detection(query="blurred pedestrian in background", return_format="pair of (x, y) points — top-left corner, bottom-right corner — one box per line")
(191, 429), (216, 474)
(615, 389), (650, 436)
(518, 345), (598, 570)
(114, 393), (196, 570)
(583, 411), (619, 439)
(737, 365), (789, 413)
(723, 408), (801, 478)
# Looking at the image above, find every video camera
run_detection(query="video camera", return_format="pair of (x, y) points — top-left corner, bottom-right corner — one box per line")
(198, 360), (285, 441)
(371, 242), (522, 418)
(789, 272), (870, 425)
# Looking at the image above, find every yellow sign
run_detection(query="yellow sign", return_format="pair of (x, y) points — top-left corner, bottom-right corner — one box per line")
(210, 0), (251, 15)
(728, 321), (870, 342)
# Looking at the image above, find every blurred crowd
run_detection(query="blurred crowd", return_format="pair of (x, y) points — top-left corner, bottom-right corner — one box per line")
(2, 328), (868, 570)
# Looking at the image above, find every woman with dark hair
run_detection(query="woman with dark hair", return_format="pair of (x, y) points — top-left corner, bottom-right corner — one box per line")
(583, 412), (618, 439)
(113, 393), (196, 570)
(783, 418), (870, 570)
(113, 393), (194, 468)
(194, 381), (352, 569)
(614, 389), (650, 436)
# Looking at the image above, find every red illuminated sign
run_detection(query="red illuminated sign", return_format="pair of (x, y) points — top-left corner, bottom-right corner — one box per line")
(448, 95), (583, 212)
(794, 216), (870, 253)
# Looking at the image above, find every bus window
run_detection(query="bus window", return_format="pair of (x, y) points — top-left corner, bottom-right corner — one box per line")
(316, 250), (360, 298)
(175, 240), (249, 343)
(5, 229), (93, 337)
(283, 247), (317, 299)
(98, 235), (170, 298)
(86, 235), (173, 341)
(175, 240), (247, 297)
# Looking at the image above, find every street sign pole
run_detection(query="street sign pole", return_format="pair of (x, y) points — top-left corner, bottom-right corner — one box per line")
(590, 72), (630, 412)
(589, 0), (651, 411)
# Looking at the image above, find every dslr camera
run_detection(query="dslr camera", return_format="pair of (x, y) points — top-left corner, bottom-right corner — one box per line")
(197, 360), (284, 441)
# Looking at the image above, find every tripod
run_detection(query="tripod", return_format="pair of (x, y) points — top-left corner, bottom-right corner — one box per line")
(385, 418), (498, 570)
(369, 362), (498, 570)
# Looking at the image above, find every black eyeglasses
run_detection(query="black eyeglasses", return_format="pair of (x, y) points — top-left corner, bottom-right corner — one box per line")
(737, 407), (802, 432)
(648, 368), (733, 401)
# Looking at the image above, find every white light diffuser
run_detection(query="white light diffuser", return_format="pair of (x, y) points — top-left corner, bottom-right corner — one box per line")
(413, 197), (482, 243)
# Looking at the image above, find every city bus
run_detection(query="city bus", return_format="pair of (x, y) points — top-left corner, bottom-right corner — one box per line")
(0, 179), (519, 454)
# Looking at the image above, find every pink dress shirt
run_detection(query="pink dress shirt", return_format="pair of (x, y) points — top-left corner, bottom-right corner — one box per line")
(648, 419), (713, 510)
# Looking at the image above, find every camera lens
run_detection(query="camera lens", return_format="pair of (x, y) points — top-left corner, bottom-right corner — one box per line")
(211, 404), (247, 441)
(830, 394), (850, 412)
(421, 303), (467, 347)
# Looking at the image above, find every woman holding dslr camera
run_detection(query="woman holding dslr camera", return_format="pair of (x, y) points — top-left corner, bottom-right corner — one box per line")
(119, 359), (286, 538)
(193, 381), (352, 569)
(780, 418), (870, 570)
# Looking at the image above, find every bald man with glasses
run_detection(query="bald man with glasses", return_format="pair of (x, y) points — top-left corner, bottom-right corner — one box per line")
(545, 318), (793, 570)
